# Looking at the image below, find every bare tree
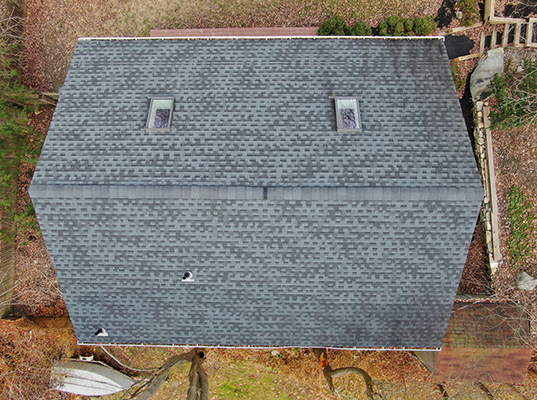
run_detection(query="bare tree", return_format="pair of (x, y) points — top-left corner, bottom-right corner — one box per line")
(436, 383), (449, 398)
(475, 382), (494, 400)
(312, 348), (382, 399)
(123, 348), (208, 400)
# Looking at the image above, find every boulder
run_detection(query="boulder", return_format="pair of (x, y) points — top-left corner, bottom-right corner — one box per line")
(516, 271), (537, 291)
(470, 48), (504, 102)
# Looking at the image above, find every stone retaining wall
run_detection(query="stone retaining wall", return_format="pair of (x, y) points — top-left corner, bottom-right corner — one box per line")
(474, 100), (502, 276)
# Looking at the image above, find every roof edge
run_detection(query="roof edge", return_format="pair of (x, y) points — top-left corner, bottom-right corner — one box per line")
(78, 36), (445, 41)
(30, 184), (483, 202)
(80, 341), (442, 351)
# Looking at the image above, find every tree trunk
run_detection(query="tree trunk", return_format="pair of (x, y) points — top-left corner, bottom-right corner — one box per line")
(132, 350), (197, 400)
(312, 348), (377, 399)
(186, 352), (206, 400)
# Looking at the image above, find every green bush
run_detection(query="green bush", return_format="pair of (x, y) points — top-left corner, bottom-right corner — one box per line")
(490, 59), (537, 129)
(378, 15), (437, 36)
(404, 18), (414, 33)
(378, 21), (389, 36)
(346, 20), (372, 36)
(456, 0), (479, 26)
(412, 16), (437, 36)
(379, 16), (403, 35)
(394, 21), (405, 36)
(385, 15), (401, 28)
(318, 16), (347, 36)
(319, 16), (372, 36)
(508, 186), (535, 268)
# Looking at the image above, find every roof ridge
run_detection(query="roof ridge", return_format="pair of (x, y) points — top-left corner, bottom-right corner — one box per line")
(30, 184), (483, 202)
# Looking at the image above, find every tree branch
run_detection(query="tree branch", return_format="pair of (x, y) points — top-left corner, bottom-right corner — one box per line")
(312, 348), (379, 400)
(475, 382), (494, 400)
(198, 367), (209, 400)
(186, 352), (206, 400)
(131, 349), (197, 400)
(436, 383), (449, 399)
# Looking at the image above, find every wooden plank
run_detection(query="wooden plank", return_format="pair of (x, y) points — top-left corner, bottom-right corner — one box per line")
(491, 212), (502, 262)
(454, 53), (481, 61)
(448, 22), (483, 33)
(150, 27), (320, 37)
(483, 106), (502, 262)
(491, 28), (497, 49)
(514, 23), (522, 47)
(38, 96), (57, 106)
(41, 92), (59, 100)
(489, 16), (527, 24)
(528, 21), (535, 46)
(484, 0), (495, 22)
(480, 31), (486, 54)
(502, 24), (510, 47)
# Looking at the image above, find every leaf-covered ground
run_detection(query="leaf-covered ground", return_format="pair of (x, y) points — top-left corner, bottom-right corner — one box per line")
(9, 0), (537, 398)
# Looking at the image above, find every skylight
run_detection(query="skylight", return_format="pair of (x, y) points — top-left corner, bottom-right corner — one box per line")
(146, 97), (174, 131)
(334, 97), (362, 133)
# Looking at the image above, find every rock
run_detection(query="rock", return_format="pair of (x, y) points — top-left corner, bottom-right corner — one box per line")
(271, 350), (280, 357)
(470, 48), (504, 102)
(516, 271), (537, 291)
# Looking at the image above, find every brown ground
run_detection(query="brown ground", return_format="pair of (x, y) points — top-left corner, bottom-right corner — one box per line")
(459, 223), (491, 295)
(5, 0), (537, 398)
(488, 47), (537, 350)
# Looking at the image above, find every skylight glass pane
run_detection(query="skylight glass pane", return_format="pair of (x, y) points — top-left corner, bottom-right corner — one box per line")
(146, 98), (174, 130)
(335, 97), (361, 132)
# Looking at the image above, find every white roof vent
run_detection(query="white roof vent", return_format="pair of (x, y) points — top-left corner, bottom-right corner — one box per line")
(95, 327), (109, 337)
(182, 270), (195, 282)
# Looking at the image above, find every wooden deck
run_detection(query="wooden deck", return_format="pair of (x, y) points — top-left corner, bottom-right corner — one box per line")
(150, 27), (319, 38)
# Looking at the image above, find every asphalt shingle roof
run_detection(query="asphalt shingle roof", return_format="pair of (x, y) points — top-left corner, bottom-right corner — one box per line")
(30, 37), (483, 348)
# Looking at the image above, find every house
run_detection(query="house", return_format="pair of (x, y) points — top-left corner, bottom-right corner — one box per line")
(29, 37), (483, 348)
(416, 302), (533, 383)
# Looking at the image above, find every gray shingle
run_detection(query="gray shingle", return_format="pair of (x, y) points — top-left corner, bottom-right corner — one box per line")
(30, 37), (482, 348)
(33, 38), (479, 190)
